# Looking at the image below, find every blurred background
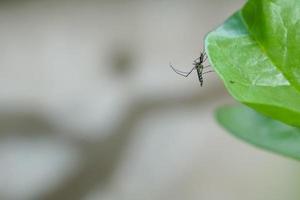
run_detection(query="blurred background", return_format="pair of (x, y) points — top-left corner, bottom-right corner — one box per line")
(1, 0), (300, 200)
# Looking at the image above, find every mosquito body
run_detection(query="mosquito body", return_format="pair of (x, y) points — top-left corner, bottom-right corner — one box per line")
(170, 52), (213, 86)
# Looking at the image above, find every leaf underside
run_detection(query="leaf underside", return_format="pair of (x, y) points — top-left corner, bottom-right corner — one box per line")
(216, 105), (300, 160)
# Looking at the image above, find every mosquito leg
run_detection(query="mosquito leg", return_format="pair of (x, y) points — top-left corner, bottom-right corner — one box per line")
(203, 65), (211, 69)
(203, 55), (209, 62)
(202, 70), (214, 75)
(169, 63), (192, 74)
(170, 63), (196, 77)
(193, 57), (200, 63)
(171, 66), (195, 77)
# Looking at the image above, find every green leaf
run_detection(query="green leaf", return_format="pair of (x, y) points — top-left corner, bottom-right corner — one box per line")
(216, 105), (300, 160)
(242, 0), (300, 90)
(205, 0), (300, 127)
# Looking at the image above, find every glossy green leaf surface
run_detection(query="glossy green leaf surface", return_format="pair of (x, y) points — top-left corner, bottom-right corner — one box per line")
(216, 105), (300, 160)
(205, 0), (300, 126)
(242, 0), (300, 90)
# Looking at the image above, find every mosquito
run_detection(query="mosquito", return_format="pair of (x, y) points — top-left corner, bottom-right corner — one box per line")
(170, 52), (213, 86)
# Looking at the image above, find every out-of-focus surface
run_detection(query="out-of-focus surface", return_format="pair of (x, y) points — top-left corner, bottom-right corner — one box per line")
(0, 0), (300, 200)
